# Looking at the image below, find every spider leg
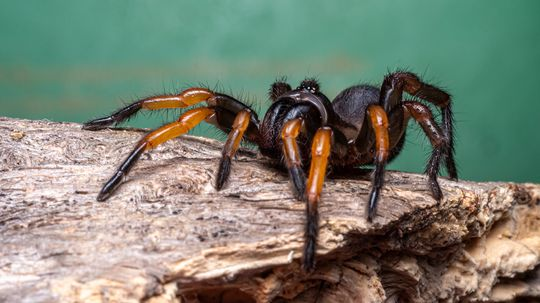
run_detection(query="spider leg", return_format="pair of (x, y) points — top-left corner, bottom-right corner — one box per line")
(380, 71), (457, 180)
(366, 105), (390, 222)
(281, 118), (307, 200)
(303, 127), (332, 272)
(403, 101), (449, 201)
(205, 94), (261, 144)
(96, 107), (215, 201)
(215, 109), (252, 190)
(83, 88), (214, 130)
(279, 103), (322, 200)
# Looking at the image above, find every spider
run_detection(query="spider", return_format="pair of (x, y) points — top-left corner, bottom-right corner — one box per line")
(83, 71), (457, 271)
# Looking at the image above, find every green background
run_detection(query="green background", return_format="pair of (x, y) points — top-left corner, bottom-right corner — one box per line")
(1, 1), (539, 182)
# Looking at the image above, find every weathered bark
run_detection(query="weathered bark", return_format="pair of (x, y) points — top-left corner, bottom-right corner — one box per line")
(0, 117), (538, 303)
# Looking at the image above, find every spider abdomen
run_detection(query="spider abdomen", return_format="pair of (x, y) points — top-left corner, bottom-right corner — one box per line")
(332, 84), (380, 134)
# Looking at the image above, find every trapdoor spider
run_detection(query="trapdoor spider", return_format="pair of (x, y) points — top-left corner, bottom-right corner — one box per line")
(83, 71), (457, 271)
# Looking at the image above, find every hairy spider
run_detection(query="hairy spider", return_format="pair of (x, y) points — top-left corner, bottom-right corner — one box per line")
(83, 71), (457, 271)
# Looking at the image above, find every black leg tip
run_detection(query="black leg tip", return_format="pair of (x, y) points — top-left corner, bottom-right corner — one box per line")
(367, 211), (374, 223)
(289, 166), (306, 202)
(96, 171), (125, 201)
(82, 117), (116, 131)
(302, 245), (316, 273)
(367, 201), (377, 222)
(367, 188), (380, 223)
(215, 172), (225, 190)
(302, 204), (319, 273)
(96, 191), (110, 202)
(302, 259), (316, 273)
(429, 179), (443, 202)
(216, 157), (231, 191)
(294, 191), (306, 202)
(447, 167), (458, 181)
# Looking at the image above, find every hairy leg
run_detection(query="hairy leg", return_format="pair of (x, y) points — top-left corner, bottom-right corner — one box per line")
(379, 71), (457, 179)
(215, 109), (252, 190)
(303, 127), (332, 271)
(281, 118), (307, 200)
(403, 101), (450, 201)
(366, 105), (390, 222)
(83, 88), (214, 130)
(96, 107), (215, 201)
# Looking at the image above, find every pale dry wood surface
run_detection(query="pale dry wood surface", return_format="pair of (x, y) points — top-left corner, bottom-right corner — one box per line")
(0, 117), (539, 303)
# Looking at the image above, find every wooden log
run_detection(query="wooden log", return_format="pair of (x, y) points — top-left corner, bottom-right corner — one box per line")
(0, 117), (538, 303)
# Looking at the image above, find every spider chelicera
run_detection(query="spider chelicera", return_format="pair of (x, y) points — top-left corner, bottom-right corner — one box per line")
(83, 71), (457, 271)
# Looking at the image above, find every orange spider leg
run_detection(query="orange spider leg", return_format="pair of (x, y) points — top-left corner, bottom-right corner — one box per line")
(281, 118), (306, 200)
(366, 104), (390, 221)
(140, 88), (214, 110)
(216, 109), (252, 189)
(97, 107), (215, 201)
(303, 126), (333, 271)
(83, 88), (214, 130)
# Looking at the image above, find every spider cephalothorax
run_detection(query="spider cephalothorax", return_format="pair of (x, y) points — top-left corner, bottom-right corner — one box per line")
(83, 71), (457, 271)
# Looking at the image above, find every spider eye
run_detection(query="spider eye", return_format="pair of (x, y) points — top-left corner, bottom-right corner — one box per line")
(298, 85), (317, 93)
(299, 79), (320, 93)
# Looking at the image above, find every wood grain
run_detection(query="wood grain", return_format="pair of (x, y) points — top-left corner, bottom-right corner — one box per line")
(0, 117), (538, 302)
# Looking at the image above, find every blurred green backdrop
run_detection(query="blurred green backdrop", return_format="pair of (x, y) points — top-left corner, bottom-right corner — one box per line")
(1, 1), (539, 182)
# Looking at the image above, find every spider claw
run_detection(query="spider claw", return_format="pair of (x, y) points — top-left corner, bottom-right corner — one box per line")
(97, 171), (125, 201)
(82, 117), (116, 131)
(96, 190), (111, 202)
(302, 245), (316, 272)
(367, 206), (375, 223)
(302, 198), (319, 273)
(216, 156), (231, 190)
(289, 166), (306, 201)
(367, 187), (381, 222)
(428, 177), (443, 202)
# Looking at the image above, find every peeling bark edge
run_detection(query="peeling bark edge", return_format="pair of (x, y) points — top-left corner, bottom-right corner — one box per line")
(0, 117), (538, 303)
